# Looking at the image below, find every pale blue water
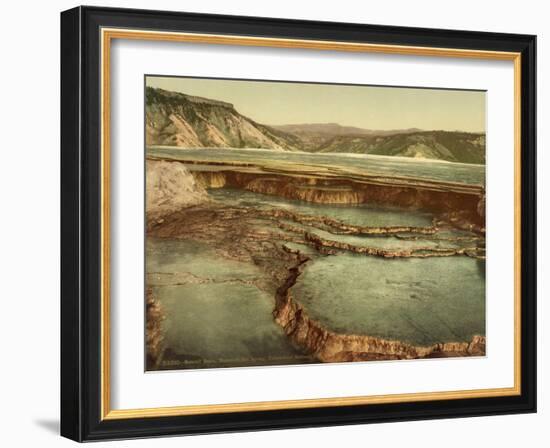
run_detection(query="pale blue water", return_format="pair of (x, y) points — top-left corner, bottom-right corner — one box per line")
(293, 254), (485, 346)
(148, 146), (485, 185)
(147, 238), (309, 368)
(209, 188), (434, 228)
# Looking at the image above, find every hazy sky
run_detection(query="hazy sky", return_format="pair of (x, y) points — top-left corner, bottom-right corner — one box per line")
(146, 76), (486, 133)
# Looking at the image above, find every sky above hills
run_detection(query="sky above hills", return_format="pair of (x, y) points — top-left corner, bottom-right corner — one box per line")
(146, 76), (485, 133)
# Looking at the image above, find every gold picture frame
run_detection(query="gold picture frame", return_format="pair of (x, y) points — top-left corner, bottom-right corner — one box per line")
(61, 6), (536, 441)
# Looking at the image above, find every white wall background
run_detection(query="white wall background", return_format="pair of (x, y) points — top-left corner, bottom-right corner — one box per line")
(0, 0), (546, 446)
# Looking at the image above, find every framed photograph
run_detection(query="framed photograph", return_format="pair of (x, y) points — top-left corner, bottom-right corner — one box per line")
(61, 6), (536, 441)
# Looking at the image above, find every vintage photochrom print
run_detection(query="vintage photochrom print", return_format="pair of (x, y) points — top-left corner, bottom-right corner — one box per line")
(60, 9), (536, 440)
(144, 76), (486, 371)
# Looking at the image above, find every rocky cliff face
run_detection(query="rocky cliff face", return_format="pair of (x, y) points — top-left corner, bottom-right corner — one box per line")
(146, 159), (209, 224)
(189, 166), (484, 225)
(146, 288), (164, 369)
(146, 87), (299, 150)
(146, 87), (485, 164)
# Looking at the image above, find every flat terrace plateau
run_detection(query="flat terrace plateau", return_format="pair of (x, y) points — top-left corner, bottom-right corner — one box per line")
(147, 146), (486, 186)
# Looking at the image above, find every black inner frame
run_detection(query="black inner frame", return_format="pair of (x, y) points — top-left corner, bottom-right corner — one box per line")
(61, 6), (536, 442)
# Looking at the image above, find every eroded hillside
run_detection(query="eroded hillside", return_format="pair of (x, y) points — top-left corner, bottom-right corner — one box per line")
(146, 87), (485, 164)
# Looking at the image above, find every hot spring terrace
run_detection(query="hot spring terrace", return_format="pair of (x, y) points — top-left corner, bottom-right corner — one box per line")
(146, 147), (485, 227)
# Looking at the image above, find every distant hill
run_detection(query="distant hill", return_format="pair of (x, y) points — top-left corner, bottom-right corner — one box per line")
(275, 123), (422, 137)
(145, 87), (485, 164)
(309, 130), (485, 164)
